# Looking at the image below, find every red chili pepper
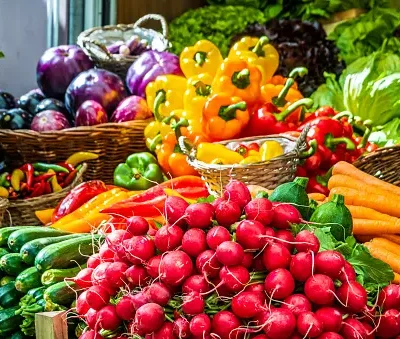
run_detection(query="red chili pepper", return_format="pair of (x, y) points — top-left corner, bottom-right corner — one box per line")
(30, 181), (46, 198)
(366, 143), (379, 152)
(301, 106), (336, 125)
(44, 182), (52, 194)
(63, 169), (78, 187)
(57, 162), (75, 172)
(33, 173), (55, 183)
(20, 163), (34, 189)
(247, 143), (260, 152)
(235, 145), (249, 157)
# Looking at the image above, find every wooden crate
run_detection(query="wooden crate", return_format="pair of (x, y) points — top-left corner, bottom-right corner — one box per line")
(35, 312), (68, 339)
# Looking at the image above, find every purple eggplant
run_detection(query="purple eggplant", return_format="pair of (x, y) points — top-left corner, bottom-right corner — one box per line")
(126, 51), (183, 97)
(31, 110), (71, 132)
(17, 91), (45, 115)
(0, 108), (33, 129)
(107, 41), (125, 54)
(0, 91), (16, 110)
(35, 98), (73, 123)
(110, 96), (152, 123)
(75, 100), (108, 127)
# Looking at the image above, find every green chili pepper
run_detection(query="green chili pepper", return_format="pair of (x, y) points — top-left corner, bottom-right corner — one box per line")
(32, 163), (69, 173)
(0, 172), (10, 188)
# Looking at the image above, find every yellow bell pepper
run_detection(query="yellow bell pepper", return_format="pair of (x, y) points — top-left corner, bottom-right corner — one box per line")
(55, 213), (111, 233)
(35, 209), (55, 225)
(240, 154), (262, 164)
(0, 187), (9, 198)
(259, 141), (284, 161)
(196, 143), (244, 164)
(184, 73), (214, 119)
(180, 40), (223, 78)
(229, 36), (279, 84)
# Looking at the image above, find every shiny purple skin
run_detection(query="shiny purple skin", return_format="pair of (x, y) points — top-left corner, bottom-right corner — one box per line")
(31, 110), (71, 132)
(65, 69), (127, 116)
(75, 100), (108, 127)
(36, 45), (93, 100)
(110, 96), (152, 122)
(126, 51), (183, 97)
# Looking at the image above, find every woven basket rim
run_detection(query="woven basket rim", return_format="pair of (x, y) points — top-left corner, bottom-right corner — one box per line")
(353, 144), (400, 167)
(0, 198), (8, 209)
(7, 163), (87, 208)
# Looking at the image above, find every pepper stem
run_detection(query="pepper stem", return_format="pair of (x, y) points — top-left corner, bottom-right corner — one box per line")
(232, 69), (250, 89)
(194, 51), (207, 67)
(153, 90), (166, 121)
(274, 67), (308, 107)
(358, 120), (373, 149)
(288, 67), (308, 79)
(325, 134), (356, 150)
(194, 81), (211, 97)
(333, 111), (354, 123)
(251, 36), (269, 56)
(173, 118), (189, 141)
(131, 168), (142, 180)
(299, 139), (318, 159)
(275, 98), (313, 122)
(316, 167), (332, 186)
(294, 177), (309, 189)
(218, 102), (247, 121)
(148, 134), (163, 152)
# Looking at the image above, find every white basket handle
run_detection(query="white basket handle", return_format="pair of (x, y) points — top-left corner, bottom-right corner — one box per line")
(134, 14), (168, 38)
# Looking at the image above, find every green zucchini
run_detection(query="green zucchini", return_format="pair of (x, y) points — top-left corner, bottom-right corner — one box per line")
(35, 235), (101, 272)
(0, 249), (9, 259)
(0, 254), (28, 276)
(26, 286), (46, 302)
(41, 264), (85, 286)
(15, 267), (42, 293)
(0, 307), (22, 336)
(0, 227), (31, 247)
(0, 276), (14, 286)
(8, 228), (72, 253)
(310, 193), (353, 241)
(44, 281), (78, 306)
(0, 284), (23, 308)
(10, 331), (29, 339)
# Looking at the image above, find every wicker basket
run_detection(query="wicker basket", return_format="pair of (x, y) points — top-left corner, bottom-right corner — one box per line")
(0, 198), (8, 228)
(0, 119), (152, 183)
(353, 145), (400, 186)
(2, 164), (87, 227)
(78, 14), (169, 79)
(180, 128), (308, 195)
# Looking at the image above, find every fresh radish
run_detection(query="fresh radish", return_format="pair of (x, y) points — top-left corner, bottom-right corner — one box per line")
(337, 281), (367, 313)
(290, 251), (314, 282)
(173, 317), (190, 339)
(135, 303), (165, 334)
(236, 220), (265, 250)
(131, 292), (151, 310)
(165, 196), (189, 226)
(304, 274), (335, 305)
(182, 291), (204, 315)
(79, 330), (104, 339)
(145, 282), (171, 306)
(87, 253), (101, 269)
(182, 275), (209, 294)
(317, 333), (344, 339)
(282, 294), (312, 317)
(216, 241), (245, 266)
(245, 283), (265, 294)
(231, 291), (264, 318)
(361, 321), (375, 339)
(219, 265), (250, 292)
(244, 198), (274, 226)
(338, 261), (356, 283)
(315, 250), (345, 279)
(190, 314), (211, 336)
(76, 290), (90, 316)
(377, 284), (400, 311)
(160, 250), (194, 286)
(185, 203), (214, 229)
(206, 226), (231, 250)
(85, 308), (98, 330)
(146, 255), (162, 278)
(252, 256), (265, 271)
(376, 309), (400, 338)
(295, 230), (320, 253)
(92, 262), (111, 286)
(253, 309), (273, 328)
(212, 197), (224, 209)
(152, 322), (176, 339)
(97, 305), (122, 331)
(275, 229), (295, 252)
(264, 226), (276, 244)
(215, 200), (242, 227)
(106, 229), (132, 248)
(123, 236), (155, 264)
(125, 265), (149, 287)
(126, 216), (149, 235)
(223, 180), (251, 210)
(263, 242), (292, 271)
(154, 225), (184, 253)
(211, 311), (242, 339)
(99, 243), (115, 262)
(74, 268), (94, 288)
(182, 228), (207, 257)
(241, 252), (253, 268)
(116, 295), (136, 321)
(264, 268), (295, 300)
(264, 308), (296, 339)
(86, 285), (110, 310)
(105, 261), (128, 288)
(297, 312), (323, 338)
(340, 318), (367, 339)
(315, 307), (343, 333)
(271, 203), (301, 229)
(196, 250), (221, 278)
(253, 335), (268, 339)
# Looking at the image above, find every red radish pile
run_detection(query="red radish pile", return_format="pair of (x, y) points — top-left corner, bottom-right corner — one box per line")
(74, 180), (399, 339)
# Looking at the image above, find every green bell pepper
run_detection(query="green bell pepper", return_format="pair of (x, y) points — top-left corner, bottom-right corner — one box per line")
(114, 152), (164, 190)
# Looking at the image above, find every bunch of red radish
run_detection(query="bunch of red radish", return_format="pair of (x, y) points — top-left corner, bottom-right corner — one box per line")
(73, 180), (400, 339)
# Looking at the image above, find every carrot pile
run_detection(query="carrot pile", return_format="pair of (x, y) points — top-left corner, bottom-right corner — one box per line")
(328, 161), (400, 279)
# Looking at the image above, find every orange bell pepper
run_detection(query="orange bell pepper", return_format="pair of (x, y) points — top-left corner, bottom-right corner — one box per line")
(35, 209), (55, 225)
(268, 75), (299, 89)
(55, 213), (111, 233)
(212, 59), (262, 105)
(203, 93), (250, 141)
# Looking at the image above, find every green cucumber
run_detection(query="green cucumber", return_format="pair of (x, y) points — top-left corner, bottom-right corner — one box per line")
(15, 267), (42, 293)
(44, 281), (78, 306)
(26, 286), (46, 301)
(0, 306), (22, 336)
(0, 283), (23, 308)
(0, 248), (9, 259)
(35, 235), (101, 272)
(310, 193), (353, 241)
(20, 233), (85, 265)
(11, 331), (29, 339)
(0, 227), (32, 247)
(0, 276), (14, 286)
(269, 177), (310, 219)
(8, 228), (72, 253)
(41, 264), (85, 286)
(0, 254), (28, 276)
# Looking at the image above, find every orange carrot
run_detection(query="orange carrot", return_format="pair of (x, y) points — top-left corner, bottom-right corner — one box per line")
(393, 273), (400, 284)
(382, 235), (400, 245)
(370, 238), (400, 256)
(353, 219), (400, 235)
(308, 193), (326, 202)
(356, 235), (374, 242)
(364, 242), (400, 273)
(332, 161), (400, 196)
(329, 187), (400, 218)
(347, 205), (399, 222)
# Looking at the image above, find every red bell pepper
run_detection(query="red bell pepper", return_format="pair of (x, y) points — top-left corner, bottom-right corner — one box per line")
(307, 176), (330, 195)
(301, 106), (336, 125)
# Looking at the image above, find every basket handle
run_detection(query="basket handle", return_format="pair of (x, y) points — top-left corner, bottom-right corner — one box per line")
(134, 14), (168, 38)
(295, 124), (310, 153)
(178, 136), (196, 161)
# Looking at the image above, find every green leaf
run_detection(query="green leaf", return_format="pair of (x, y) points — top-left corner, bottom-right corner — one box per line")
(0, 51), (4, 59)
(197, 195), (216, 203)
(256, 191), (269, 199)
